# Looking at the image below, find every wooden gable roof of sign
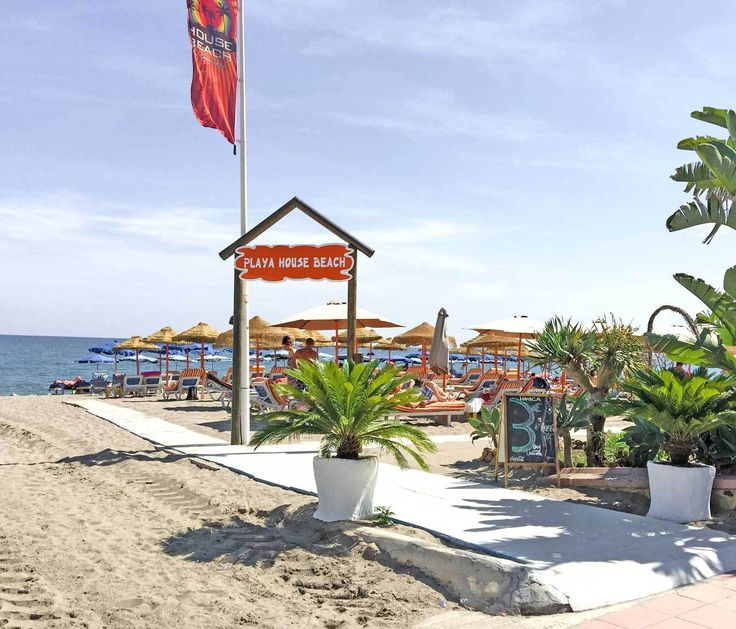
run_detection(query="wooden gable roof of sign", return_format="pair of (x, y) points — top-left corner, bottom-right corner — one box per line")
(219, 196), (375, 260)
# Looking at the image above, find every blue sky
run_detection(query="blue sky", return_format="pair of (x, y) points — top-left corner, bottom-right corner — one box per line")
(2, 0), (736, 341)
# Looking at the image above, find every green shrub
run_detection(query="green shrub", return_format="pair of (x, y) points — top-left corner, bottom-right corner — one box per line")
(604, 432), (631, 467)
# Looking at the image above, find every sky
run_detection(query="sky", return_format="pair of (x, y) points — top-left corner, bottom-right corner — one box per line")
(2, 0), (736, 342)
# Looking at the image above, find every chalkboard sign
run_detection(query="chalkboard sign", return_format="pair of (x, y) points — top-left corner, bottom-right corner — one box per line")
(496, 393), (560, 487)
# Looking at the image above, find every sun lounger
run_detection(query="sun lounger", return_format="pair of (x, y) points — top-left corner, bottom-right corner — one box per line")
(252, 378), (295, 413)
(143, 375), (161, 396)
(89, 372), (109, 396)
(480, 379), (533, 408)
(393, 401), (467, 426)
(450, 368), (483, 386)
(122, 375), (145, 397)
(204, 371), (231, 403)
(161, 368), (205, 400)
(463, 373), (504, 401)
(104, 373), (126, 398)
(268, 366), (287, 382)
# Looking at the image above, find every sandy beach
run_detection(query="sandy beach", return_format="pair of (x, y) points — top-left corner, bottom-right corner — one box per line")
(0, 396), (476, 629)
(3, 395), (734, 628)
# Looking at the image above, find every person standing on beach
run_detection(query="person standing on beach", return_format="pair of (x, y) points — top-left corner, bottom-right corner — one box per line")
(289, 338), (318, 368)
(287, 338), (318, 392)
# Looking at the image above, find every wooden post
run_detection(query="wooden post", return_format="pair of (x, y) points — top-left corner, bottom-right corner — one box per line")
(347, 248), (358, 362)
(231, 269), (244, 445)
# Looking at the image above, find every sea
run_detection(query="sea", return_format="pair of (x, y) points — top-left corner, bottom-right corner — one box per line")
(0, 335), (229, 396)
(0, 334), (504, 396)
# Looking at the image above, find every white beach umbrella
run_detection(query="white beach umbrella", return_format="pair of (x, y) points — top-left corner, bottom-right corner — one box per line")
(470, 315), (545, 337)
(271, 300), (402, 360)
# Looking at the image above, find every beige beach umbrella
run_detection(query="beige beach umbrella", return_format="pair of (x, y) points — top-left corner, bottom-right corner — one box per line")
(470, 315), (545, 378)
(144, 326), (182, 378)
(114, 336), (159, 375)
(173, 322), (220, 374)
(428, 308), (450, 378)
(272, 300), (402, 360)
(394, 322), (436, 370)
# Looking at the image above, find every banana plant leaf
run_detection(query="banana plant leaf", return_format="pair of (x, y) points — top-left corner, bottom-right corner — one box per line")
(644, 332), (736, 372)
(666, 195), (736, 243)
(670, 162), (719, 193)
(677, 136), (720, 151)
(675, 273), (736, 341)
(691, 106), (729, 128)
(695, 141), (736, 195)
(725, 266), (736, 300)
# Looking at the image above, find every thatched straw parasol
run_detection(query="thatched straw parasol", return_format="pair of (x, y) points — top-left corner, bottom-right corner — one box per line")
(173, 322), (220, 375)
(114, 336), (159, 375)
(461, 332), (531, 372)
(144, 326), (181, 378)
(469, 315), (545, 378)
(393, 322), (436, 370)
(332, 327), (382, 344)
(373, 338), (405, 361)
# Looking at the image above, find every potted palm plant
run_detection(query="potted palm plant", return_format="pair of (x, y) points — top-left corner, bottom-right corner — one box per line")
(248, 359), (437, 522)
(610, 367), (736, 522)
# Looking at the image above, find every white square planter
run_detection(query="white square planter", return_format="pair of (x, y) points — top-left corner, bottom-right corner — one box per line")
(647, 460), (716, 523)
(313, 456), (379, 522)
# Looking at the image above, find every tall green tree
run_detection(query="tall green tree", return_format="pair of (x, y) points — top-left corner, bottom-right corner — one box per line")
(526, 316), (642, 466)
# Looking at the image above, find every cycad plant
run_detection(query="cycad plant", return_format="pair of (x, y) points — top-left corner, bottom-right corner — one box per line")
(608, 367), (736, 466)
(248, 359), (437, 469)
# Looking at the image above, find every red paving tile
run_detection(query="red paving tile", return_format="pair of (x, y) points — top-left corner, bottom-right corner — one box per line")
(588, 574), (736, 629)
(597, 606), (670, 628)
(645, 619), (707, 629)
(677, 583), (736, 604)
(640, 593), (705, 615)
(679, 603), (735, 628)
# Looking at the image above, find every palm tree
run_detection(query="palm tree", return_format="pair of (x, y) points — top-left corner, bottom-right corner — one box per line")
(525, 316), (642, 465)
(248, 359), (437, 469)
(666, 107), (736, 243)
(608, 368), (736, 465)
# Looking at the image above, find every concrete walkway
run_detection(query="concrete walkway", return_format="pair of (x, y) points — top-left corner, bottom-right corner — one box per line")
(66, 399), (736, 612)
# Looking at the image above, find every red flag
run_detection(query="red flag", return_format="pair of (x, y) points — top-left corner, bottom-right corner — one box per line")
(187, 0), (238, 144)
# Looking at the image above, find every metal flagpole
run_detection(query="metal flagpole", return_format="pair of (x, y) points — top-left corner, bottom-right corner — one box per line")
(231, 0), (250, 445)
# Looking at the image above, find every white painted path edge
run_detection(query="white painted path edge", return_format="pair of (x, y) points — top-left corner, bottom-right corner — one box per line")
(66, 399), (736, 611)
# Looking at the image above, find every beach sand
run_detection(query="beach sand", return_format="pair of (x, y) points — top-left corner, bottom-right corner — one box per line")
(0, 396), (471, 628)
(4, 396), (732, 628)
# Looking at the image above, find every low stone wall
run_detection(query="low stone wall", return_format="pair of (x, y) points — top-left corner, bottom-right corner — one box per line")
(545, 467), (736, 514)
(350, 526), (570, 615)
